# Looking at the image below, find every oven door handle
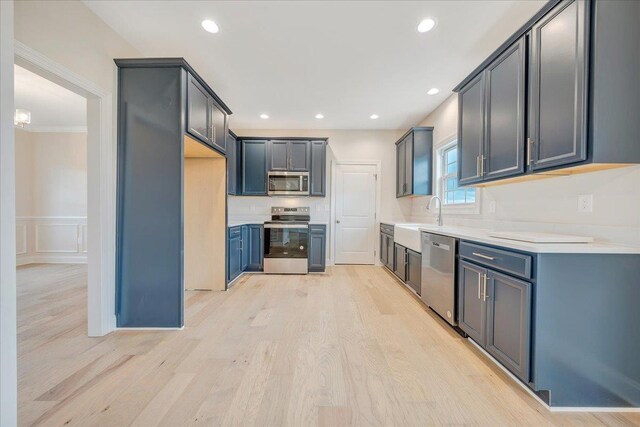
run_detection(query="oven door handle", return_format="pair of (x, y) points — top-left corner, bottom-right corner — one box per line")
(264, 224), (309, 229)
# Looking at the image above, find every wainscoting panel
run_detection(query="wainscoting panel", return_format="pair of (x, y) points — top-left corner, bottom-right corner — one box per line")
(16, 217), (87, 265)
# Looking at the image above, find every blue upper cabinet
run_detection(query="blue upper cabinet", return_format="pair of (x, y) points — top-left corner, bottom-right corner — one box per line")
(227, 130), (239, 195)
(309, 140), (326, 196)
(241, 139), (268, 195)
(288, 141), (310, 171)
(269, 140), (289, 171)
(268, 140), (310, 171)
(529, 0), (588, 171)
(454, 0), (640, 185)
(235, 137), (327, 197)
(186, 75), (211, 145)
(186, 73), (228, 155)
(458, 38), (526, 186)
(396, 127), (433, 198)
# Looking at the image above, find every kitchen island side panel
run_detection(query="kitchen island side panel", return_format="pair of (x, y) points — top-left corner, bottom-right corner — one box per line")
(533, 253), (640, 407)
(116, 67), (184, 327)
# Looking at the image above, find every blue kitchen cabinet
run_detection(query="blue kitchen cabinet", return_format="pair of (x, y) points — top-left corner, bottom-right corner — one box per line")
(289, 140), (310, 171)
(268, 140), (310, 171)
(115, 58), (232, 328)
(245, 224), (263, 271)
(310, 140), (327, 196)
(458, 260), (488, 346)
(227, 226), (243, 283)
(308, 225), (326, 272)
(228, 224), (263, 285)
(241, 225), (249, 271)
(241, 140), (268, 195)
(485, 269), (531, 382)
(458, 243), (532, 383)
(454, 0), (640, 184)
(395, 127), (433, 197)
(227, 130), (239, 195)
(268, 140), (289, 171)
(187, 74), (227, 154)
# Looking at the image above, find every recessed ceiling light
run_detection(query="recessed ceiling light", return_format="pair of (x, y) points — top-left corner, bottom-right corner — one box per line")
(315, 114), (324, 119)
(260, 113), (269, 119)
(370, 114), (379, 120)
(427, 88), (440, 95)
(417, 18), (437, 33)
(201, 19), (219, 34)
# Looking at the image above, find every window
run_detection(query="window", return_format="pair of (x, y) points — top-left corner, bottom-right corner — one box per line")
(438, 142), (476, 206)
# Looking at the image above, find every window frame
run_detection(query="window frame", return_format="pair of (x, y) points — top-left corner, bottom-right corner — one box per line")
(435, 135), (480, 214)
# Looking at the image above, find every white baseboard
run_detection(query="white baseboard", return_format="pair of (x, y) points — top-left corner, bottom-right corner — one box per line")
(17, 255), (87, 266)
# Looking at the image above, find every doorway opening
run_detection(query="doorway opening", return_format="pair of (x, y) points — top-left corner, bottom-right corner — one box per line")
(331, 161), (381, 265)
(14, 42), (115, 337)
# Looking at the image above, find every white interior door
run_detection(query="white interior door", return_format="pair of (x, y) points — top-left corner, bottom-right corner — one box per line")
(334, 163), (377, 264)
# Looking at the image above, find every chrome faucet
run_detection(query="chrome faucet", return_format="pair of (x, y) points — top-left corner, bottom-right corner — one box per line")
(428, 196), (443, 227)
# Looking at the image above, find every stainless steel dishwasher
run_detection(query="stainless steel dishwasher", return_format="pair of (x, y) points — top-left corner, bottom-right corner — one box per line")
(421, 232), (457, 326)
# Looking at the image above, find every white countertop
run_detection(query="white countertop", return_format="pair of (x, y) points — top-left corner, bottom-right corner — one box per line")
(382, 222), (640, 254)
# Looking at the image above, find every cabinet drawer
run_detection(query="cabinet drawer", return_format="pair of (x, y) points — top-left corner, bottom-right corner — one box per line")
(459, 241), (532, 280)
(228, 226), (242, 238)
(309, 224), (326, 234)
(380, 223), (394, 236)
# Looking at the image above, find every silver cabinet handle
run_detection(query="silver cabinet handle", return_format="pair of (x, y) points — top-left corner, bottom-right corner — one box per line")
(476, 155), (481, 177)
(472, 252), (495, 261)
(480, 155), (485, 176)
(478, 274), (482, 300)
(527, 138), (534, 166)
(482, 274), (488, 301)
(213, 125), (216, 143)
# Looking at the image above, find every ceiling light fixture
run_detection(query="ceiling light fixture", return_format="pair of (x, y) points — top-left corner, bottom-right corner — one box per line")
(417, 18), (437, 33)
(315, 114), (324, 119)
(260, 113), (269, 119)
(14, 109), (31, 128)
(427, 88), (440, 95)
(201, 19), (219, 34)
(370, 114), (379, 120)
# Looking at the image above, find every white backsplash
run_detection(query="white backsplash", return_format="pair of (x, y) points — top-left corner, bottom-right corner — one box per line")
(228, 195), (331, 224)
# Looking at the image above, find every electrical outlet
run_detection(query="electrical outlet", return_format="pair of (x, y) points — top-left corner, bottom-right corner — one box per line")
(489, 201), (497, 213)
(578, 194), (593, 213)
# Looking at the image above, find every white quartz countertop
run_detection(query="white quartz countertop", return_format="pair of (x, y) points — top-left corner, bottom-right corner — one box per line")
(381, 221), (640, 254)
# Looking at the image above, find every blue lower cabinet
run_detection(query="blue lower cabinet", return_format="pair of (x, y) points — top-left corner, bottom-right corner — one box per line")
(308, 225), (326, 272)
(228, 224), (264, 285)
(227, 226), (243, 283)
(245, 225), (264, 271)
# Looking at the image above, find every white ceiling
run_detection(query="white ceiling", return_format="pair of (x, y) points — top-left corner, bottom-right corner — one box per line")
(84, 0), (545, 130)
(14, 65), (87, 131)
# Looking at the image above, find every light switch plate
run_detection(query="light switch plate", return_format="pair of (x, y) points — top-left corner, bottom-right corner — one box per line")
(489, 201), (496, 213)
(578, 194), (593, 213)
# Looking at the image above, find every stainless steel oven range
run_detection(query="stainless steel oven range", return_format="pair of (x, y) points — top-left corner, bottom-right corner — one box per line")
(263, 206), (310, 274)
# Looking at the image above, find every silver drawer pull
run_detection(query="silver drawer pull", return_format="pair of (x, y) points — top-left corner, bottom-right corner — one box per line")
(472, 252), (495, 261)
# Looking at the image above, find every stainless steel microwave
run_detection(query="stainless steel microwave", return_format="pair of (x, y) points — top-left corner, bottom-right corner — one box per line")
(267, 171), (309, 196)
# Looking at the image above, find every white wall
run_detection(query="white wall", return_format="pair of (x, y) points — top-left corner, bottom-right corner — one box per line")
(229, 129), (409, 262)
(15, 129), (88, 265)
(0, 1), (17, 424)
(411, 94), (640, 246)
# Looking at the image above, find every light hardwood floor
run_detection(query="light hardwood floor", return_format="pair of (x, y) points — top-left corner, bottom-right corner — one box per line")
(17, 263), (640, 426)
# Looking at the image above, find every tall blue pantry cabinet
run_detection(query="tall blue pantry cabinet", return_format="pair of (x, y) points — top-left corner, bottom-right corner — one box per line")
(115, 58), (231, 328)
